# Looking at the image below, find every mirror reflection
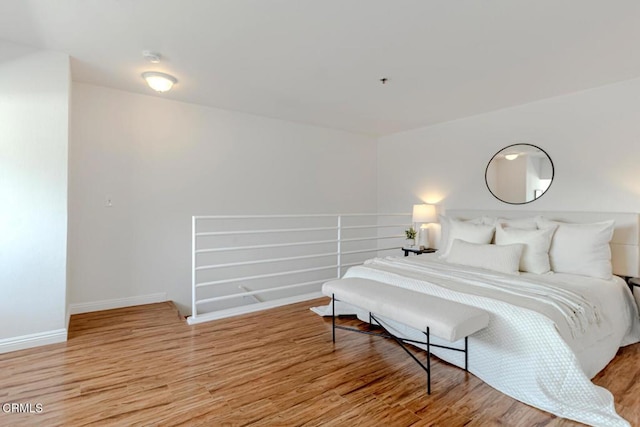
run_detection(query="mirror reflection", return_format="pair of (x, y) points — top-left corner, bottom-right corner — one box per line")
(485, 144), (554, 204)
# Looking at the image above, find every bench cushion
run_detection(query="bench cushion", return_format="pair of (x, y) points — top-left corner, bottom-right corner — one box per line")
(322, 278), (490, 342)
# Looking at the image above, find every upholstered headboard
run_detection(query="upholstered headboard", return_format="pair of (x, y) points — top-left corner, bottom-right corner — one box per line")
(444, 209), (640, 278)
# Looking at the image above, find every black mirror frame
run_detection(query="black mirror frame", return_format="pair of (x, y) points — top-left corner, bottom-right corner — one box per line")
(484, 143), (555, 205)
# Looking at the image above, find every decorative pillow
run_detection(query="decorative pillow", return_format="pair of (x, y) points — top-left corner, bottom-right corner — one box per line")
(536, 218), (615, 279)
(495, 224), (556, 274)
(445, 239), (524, 275)
(439, 216), (496, 258)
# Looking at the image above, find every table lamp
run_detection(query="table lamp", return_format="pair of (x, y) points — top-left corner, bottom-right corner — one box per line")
(412, 204), (437, 249)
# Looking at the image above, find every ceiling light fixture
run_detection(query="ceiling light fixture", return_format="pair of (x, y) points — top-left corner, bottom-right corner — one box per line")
(504, 154), (519, 161)
(142, 71), (177, 92)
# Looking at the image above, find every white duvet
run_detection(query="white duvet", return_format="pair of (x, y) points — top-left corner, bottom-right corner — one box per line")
(314, 254), (640, 427)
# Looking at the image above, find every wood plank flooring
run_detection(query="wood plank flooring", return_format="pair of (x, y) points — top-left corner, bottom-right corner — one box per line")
(0, 299), (638, 426)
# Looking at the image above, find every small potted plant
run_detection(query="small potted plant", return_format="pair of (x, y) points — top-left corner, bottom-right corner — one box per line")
(405, 227), (417, 247)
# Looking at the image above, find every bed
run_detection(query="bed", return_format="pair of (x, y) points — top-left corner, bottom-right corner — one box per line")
(313, 210), (640, 427)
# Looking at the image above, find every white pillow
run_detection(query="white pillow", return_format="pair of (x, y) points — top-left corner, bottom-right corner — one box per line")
(536, 218), (615, 279)
(445, 239), (523, 275)
(439, 216), (496, 258)
(495, 224), (556, 274)
(438, 215), (483, 250)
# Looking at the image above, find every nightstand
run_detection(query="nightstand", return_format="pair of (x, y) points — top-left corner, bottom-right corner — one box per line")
(402, 247), (437, 257)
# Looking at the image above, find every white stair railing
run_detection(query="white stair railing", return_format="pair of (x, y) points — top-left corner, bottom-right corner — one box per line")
(188, 213), (410, 325)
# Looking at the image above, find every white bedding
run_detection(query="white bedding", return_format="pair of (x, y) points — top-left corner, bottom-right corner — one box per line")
(314, 254), (640, 427)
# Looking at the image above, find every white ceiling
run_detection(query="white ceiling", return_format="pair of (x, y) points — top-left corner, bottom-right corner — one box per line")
(1, 0), (640, 136)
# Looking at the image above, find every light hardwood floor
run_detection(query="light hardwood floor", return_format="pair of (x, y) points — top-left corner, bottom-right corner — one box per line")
(0, 299), (638, 426)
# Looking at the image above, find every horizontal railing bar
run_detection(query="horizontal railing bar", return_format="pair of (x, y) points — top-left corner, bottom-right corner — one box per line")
(376, 246), (403, 252)
(340, 261), (365, 268)
(196, 252), (338, 270)
(195, 239), (338, 254)
(194, 213), (410, 220)
(195, 265), (338, 288)
(195, 214), (337, 220)
(196, 226), (338, 237)
(339, 213), (409, 217)
(340, 223), (409, 230)
(341, 246), (400, 255)
(340, 235), (404, 243)
(196, 279), (329, 305)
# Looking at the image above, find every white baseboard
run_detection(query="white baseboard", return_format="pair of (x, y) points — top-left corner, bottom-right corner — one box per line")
(0, 329), (67, 354)
(68, 292), (168, 315)
(187, 291), (323, 325)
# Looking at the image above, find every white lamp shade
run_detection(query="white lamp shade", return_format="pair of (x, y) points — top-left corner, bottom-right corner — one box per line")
(412, 204), (437, 223)
(142, 71), (177, 92)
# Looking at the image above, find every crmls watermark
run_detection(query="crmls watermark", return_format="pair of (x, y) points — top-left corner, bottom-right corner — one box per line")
(2, 403), (44, 414)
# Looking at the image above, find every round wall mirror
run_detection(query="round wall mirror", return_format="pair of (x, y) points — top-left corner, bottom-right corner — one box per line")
(485, 143), (554, 204)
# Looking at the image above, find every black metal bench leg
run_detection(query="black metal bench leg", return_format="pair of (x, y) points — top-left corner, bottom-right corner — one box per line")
(426, 326), (431, 395)
(332, 294), (336, 343)
(330, 310), (470, 396)
(464, 336), (468, 371)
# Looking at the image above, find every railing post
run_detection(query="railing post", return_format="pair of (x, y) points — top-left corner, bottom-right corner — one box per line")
(191, 216), (197, 321)
(337, 215), (342, 279)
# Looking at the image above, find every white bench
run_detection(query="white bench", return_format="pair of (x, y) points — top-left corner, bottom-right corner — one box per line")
(322, 278), (490, 394)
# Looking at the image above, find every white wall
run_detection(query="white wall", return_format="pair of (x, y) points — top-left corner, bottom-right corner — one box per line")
(0, 45), (70, 347)
(378, 77), (640, 215)
(69, 83), (377, 314)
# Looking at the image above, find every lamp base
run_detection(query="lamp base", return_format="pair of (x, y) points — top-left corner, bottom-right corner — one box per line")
(418, 226), (430, 249)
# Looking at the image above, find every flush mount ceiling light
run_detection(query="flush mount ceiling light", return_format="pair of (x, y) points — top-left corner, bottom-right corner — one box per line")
(142, 71), (177, 92)
(504, 153), (519, 160)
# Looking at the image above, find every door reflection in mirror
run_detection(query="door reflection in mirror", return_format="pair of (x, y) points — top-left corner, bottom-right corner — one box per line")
(485, 144), (554, 204)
